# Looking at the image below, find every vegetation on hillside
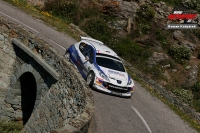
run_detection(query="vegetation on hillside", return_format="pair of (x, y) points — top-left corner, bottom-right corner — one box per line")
(41, 0), (200, 113)
(0, 120), (22, 133)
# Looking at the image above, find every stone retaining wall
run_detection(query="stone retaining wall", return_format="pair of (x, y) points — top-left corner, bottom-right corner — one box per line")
(0, 16), (94, 133)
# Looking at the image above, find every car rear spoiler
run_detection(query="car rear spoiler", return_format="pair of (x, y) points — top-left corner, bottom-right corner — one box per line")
(80, 36), (104, 45)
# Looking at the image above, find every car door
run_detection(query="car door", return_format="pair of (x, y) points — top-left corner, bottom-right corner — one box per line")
(79, 42), (94, 77)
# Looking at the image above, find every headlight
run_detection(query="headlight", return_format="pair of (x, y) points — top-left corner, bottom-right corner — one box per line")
(99, 71), (109, 81)
(127, 79), (132, 85)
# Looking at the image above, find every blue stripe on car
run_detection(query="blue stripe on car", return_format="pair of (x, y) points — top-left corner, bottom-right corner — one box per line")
(68, 45), (88, 79)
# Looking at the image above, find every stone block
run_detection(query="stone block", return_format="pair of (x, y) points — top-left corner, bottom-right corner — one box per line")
(0, 51), (5, 59)
(3, 108), (14, 118)
(6, 98), (20, 105)
(8, 50), (16, 59)
(0, 60), (5, 69)
(11, 88), (21, 95)
(12, 105), (21, 110)
(0, 72), (10, 84)
(2, 63), (14, 75)
(0, 41), (5, 49)
(14, 110), (22, 120)
(0, 79), (8, 88)
(0, 34), (4, 41)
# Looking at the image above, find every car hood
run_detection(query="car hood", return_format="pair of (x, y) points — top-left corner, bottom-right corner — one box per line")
(99, 66), (128, 81)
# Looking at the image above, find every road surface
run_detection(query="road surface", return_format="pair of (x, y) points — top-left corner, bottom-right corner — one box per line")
(0, 1), (197, 133)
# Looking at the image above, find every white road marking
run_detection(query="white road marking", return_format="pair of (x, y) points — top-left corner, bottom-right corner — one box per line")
(49, 39), (66, 50)
(131, 106), (152, 133)
(0, 12), (39, 33)
(0, 12), (66, 50)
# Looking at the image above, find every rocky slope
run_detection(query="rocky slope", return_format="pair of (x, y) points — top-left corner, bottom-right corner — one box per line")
(27, 0), (200, 111)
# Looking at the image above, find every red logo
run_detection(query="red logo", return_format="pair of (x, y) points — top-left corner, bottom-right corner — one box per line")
(168, 14), (197, 20)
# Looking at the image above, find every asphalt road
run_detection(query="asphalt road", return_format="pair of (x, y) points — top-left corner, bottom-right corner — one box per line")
(0, 1), (198, 133)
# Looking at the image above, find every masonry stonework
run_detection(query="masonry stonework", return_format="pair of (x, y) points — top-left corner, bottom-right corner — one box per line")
(0, 16), (94, 133)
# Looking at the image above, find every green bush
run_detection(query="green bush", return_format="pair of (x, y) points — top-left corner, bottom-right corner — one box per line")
(136, 4), (155, 23)
(0, 120), (22, 133)
(192, 100), (200, 112)
(134, 4), (155, 36)
(191, 81), (200, 92)
(181, 0), (200, 13)
(151, 0), (182, 6)
(44, 0), (79, 22)
(112, 37), (152, 63)
(193, 29), (200, 39)
(80, 17), (114, 44)
(168, 45), (191, 64)
(155, 29), (169, 49)
(173, 89), (193, 105)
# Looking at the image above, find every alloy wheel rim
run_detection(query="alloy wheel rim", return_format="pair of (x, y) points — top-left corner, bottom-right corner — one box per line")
(87, 74), (92, 84)
(65, 52), (70, 60)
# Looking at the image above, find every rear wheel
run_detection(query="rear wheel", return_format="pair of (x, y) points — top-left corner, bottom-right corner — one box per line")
(86, 72), (95, 87)
(65, 51), (70, 60)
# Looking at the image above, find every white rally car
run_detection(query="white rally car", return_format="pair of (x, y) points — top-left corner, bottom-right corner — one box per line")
(65, 37), (134, 98)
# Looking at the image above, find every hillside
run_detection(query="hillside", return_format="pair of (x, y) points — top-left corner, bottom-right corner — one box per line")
(35, 0), (200, 111)
(8, 0), (200, 111)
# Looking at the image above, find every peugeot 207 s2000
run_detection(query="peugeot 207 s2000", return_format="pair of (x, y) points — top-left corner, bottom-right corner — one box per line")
(65, 37), (134, 98)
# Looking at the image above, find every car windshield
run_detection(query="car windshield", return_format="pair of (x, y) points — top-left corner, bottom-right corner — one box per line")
(96, 56), (125, 72)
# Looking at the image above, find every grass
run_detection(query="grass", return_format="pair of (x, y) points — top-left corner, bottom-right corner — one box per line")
(2, 0), (81, 41)
(1, 0), (200, 132)
(0, 120), (22, 133)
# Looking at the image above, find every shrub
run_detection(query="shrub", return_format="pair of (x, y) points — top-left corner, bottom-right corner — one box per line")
(80, 17), (114, 44)
(44, 0), (79, 22)
(181, 0), (200, 13)
(155, 29), (169, 49)
(168, 45), (191, 64)
(113, 37), (152, 63)
(193, 29), (200, 39)
(151, 0), (182, 6)
(192, 100), (200, 112)
(133, 4), (155, 36)
(191, 81), (200, 92)
(136, 4), (155, 22)
(0, 120), (22, 133)
(173, 89), (193, 105)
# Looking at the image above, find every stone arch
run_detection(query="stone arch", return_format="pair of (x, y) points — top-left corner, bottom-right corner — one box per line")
(6, 63), (46, 123)
(20, 72), (37, 125)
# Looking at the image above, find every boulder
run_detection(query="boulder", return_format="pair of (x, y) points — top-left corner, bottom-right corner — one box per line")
(147, 52), (168, 65)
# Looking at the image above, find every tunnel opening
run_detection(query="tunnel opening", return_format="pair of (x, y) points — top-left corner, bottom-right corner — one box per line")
(20, 72), (37, 125)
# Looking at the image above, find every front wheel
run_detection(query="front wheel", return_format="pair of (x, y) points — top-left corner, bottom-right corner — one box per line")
(86, 72), (95, 87)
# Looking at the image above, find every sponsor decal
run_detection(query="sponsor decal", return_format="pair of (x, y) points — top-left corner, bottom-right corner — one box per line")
(167, 6), (199, 29)
(96, 77), (104, 85)
(88, 66), (91, 71)
(119, 73), (125, 78)
(108, 70), (119, 75)
(108, 70), (125, 77)
(109, 85), (127, 90)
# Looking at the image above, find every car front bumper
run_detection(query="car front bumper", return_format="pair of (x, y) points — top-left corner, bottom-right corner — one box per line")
(93, 83), (132, 97)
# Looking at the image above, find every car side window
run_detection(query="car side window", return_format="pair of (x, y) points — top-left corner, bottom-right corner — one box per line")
(79, 43), (94, 63)
(79, 42), (87, 53)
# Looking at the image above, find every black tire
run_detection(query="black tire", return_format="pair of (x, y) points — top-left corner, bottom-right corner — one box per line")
(86, 72), (95, 87)
(65, 51), (70, 61)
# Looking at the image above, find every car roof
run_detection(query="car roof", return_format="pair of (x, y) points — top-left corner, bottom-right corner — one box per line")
(81, 36), (119, 58)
